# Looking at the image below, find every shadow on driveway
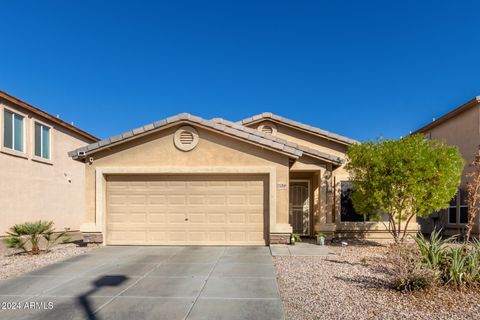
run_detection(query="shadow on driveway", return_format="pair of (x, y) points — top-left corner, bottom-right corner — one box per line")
(78, 275), (128, 320)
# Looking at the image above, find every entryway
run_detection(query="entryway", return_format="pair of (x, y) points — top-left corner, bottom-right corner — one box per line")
(289, 180), (311, 235)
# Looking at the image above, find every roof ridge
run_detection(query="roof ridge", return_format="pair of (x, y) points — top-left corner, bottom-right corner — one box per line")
(239, 112), (357, 145)
(68, 113), (306, 159)
(216, 118), (343, 164)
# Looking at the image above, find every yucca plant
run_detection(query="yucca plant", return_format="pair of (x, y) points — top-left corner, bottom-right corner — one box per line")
(464, 239), (480, 286)
(4, 221), (67, 255)
(445, 246), (467, 286)
(414, 229), (454, 268)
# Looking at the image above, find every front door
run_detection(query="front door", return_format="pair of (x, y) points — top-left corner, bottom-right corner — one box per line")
(289, 180), (310, 235)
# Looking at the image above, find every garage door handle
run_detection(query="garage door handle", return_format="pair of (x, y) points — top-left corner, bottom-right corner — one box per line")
(185, 218), (189, 221)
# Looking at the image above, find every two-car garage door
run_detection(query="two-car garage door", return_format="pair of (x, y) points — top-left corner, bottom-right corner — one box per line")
(105, 175), (267, 245)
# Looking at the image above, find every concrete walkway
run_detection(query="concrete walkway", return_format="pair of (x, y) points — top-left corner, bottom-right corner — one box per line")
(0, 246), (284, 320)
(270, 243), (335, 256)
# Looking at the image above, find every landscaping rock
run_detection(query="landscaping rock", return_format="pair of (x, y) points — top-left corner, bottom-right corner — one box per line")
(274, 243), (480, 320)
(0, 243), (99, 280)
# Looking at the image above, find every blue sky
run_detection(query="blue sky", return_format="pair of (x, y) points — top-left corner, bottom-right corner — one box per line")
(1, 1), (479, 141)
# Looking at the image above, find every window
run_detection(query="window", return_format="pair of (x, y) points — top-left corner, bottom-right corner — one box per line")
(3, 109), (24, 152)
(340, 181), (369, 222)
(34, 123), (50, 159)
(448, 189), (469, 224)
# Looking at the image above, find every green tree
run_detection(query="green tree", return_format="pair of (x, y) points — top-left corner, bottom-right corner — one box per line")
(345, 134), (464, 243)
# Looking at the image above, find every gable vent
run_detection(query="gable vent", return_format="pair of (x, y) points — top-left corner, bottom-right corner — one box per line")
(174, 126), (199, 151)
(261, 126), (273, 135)
(179, 131), (194, 144)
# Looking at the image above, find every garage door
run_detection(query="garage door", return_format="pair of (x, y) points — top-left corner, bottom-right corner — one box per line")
(106, 175), (267, 245)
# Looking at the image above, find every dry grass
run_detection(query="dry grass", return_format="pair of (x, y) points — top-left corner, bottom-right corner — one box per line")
(274, 243), (480, 320)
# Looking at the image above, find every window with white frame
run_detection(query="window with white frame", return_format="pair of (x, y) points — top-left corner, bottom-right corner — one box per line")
(448, 189), (468, 224)
(3, 109), (24, 152)
(34, 122), (50, 159)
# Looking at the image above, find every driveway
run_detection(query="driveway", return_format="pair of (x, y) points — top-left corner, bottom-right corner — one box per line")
(0, 246), (284, 320)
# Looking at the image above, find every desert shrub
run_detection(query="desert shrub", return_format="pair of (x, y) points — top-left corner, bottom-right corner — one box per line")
(388, 244), (440, 292)
(441, 241), (480, 288)
(464, 240), (480, 285)
(414, 229), (454, 268)
(4, 221), (67, 255)
(444, 246), (468, 286)
(409, 231), (480, 289)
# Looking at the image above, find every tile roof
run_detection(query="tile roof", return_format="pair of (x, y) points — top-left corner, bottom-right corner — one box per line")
(68, 113), (302, 159)
(69, 113), (344, 165)
(239, 112), (357, 145)
(212, 118), (344, 164)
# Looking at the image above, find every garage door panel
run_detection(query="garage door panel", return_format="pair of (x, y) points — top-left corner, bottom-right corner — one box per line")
(148, 195), (167, 205)
(106, 175), (267, 245)
(148, 213), (165, 223)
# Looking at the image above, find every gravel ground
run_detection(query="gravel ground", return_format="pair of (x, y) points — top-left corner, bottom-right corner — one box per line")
(274, 243), (480, 320)
(0, 243), (99, 280)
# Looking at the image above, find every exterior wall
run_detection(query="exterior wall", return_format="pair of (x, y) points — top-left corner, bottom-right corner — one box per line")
(419, 105), (480, 236)
(250, 120), (420, 239)
(0, 98), (93, 235)
(81, 124), (292, 243)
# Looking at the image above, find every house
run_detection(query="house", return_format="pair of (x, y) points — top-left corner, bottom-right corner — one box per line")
(69, 112), (419, 245)
(414, 97), (480, 237)
(0, 90), (98, 235)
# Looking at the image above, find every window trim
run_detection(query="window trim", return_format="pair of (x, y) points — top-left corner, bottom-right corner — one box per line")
(1, 105), (27, 158)
(447, 190), (469, 226)
(31, 119), (53, 165)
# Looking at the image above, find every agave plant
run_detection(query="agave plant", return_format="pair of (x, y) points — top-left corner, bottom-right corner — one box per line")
(464, 239), (480, 285)
(445, 246), (467, 286)
(4, 221), (67, 255)
(414, 229), (455, 268)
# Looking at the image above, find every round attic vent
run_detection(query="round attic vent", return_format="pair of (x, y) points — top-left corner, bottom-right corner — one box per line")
(174, 126), (199, 151)
(258, 122), (277, 135)
(261, 126), (273, 135)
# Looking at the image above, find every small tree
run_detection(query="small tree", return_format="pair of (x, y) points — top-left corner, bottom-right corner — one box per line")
(346, 134), (464, 243)
(465, 147), (480, 244)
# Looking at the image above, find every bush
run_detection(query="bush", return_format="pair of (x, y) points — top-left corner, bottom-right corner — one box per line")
(388, 244), (440, 292)
(4, 221), (67, 255)
(407, 230), (480, 289)
(414, 230), (454, 268)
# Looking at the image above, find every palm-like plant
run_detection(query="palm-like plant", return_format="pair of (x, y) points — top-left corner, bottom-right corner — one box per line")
(4, 221), (67, 255)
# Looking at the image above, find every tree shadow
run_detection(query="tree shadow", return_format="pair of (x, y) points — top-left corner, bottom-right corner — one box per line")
(333, 274), (391, 290)
(77, 275), (128, 320)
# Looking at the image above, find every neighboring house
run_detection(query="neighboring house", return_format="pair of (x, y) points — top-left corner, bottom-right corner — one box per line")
(0, 90), (98, 235)
(70, 112), (419, 245)
(414, 97), (480, 238)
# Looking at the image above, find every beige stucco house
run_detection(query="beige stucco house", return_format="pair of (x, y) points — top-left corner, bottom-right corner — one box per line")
(414, 97), (480, 237)
(70, 112), (418, 245)
(0, 90), (98, 235)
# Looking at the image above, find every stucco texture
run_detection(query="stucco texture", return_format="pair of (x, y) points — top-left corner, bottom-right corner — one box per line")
(0, 99), (93, 235)
(83, 124), (291, 241)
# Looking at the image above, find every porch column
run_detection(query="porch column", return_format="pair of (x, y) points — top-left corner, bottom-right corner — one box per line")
(318, 167), (328, 228)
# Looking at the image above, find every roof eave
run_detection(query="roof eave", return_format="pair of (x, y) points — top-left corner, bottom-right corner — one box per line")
(240, 113), (357, 145)
(69, 118), (302, 160)
(412, 97), (480, 134)
(0, 90), (99, 142)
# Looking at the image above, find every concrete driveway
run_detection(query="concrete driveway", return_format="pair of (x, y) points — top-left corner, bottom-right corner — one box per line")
(0, 246), (284, 320)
